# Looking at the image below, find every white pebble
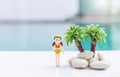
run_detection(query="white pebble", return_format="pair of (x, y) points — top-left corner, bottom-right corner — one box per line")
(77, 52), (94, 60)
(72, 58), (88, 68)
(89, 57), (99, 63)
(68, 57), (77, 65)
(90, 61), (110, 69)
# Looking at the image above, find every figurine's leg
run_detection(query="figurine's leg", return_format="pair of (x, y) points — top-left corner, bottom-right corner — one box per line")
(55, 53), (58, 67)
(55, 53), (59, 67)
(57, 53), (60, 67)
(55, 53), (60, 67)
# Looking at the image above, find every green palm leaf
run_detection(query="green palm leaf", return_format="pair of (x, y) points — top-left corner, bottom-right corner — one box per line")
(64, 25), (85, 46)
(85, 24), (107, 44)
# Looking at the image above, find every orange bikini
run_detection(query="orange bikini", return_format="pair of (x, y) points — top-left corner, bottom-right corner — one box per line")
(55, 44), (60, 48)
(54, 44), (62, 54)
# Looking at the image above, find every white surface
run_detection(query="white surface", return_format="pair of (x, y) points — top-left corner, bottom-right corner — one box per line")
(0, 51), (119, 77)
(0, 0), (78, 20)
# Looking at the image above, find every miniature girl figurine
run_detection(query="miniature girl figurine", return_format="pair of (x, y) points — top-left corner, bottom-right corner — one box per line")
(52, 35), (64, 67)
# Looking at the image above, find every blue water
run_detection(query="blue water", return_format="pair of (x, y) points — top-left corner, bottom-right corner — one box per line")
(0, 23), (119, 51)
(0, 23), (76, 51)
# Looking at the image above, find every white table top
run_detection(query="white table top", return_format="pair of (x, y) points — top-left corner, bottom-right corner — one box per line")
(0, 51), (119, 77)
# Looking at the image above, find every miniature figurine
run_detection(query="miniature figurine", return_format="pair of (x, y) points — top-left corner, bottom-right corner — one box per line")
(52, 35), (64, 67)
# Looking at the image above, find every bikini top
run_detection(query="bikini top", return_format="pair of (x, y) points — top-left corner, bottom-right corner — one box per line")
(55, 44), (61, 48)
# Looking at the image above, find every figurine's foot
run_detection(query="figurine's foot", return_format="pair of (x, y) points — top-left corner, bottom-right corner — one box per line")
(56, 65), (59, 67)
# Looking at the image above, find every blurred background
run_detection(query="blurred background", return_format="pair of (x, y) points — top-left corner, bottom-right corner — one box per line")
(0, 0), (119, 51)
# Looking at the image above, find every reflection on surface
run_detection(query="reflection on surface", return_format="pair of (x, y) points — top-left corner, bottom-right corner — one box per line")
(54, 68), (61, 77)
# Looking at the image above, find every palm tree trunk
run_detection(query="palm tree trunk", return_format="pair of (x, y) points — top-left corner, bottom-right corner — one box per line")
(90, 38), (97, 54)
(76, 40), (84, 52)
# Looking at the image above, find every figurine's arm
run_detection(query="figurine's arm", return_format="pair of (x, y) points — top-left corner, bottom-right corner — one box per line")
(60, 42), (64, 53)
(61, 45), (64, 53)
(52, 42), (56, 51)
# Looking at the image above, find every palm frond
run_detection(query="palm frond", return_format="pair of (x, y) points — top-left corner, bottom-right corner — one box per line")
(64, 25), (85, 46)
(85, 24), (107, 44)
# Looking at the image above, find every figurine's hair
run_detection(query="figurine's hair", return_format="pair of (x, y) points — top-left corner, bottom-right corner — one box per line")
(52, 42), (63, 46)
(54, 35), (62, 40)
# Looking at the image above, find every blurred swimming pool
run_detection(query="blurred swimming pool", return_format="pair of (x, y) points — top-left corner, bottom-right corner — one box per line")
(0, 23), (119, 51)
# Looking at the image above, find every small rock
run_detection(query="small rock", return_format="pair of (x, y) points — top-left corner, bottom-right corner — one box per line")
(68, 57), (77, 65)
(89, 57), (99, 63)
(97, 53), (105, 61)
(90, 61), (110, 69)
(77, 52), (94, 60)
(72, 58), (88, 68)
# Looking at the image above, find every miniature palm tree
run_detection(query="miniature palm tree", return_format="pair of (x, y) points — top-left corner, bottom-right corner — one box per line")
(64, 25), (85, 52)
(85, 24), (106, 54)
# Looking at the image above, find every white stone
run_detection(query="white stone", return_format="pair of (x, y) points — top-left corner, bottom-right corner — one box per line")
(90, 61), (110, 69)
(77, 52), (94, 60)
(89, 57), (99, 63)
(97, 53), (105, 61)
(68, 57), (77, 65)
(72, 58), (88, 68)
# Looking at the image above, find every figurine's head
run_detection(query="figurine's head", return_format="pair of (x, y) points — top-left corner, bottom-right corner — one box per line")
(54, 35), (62, 44)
